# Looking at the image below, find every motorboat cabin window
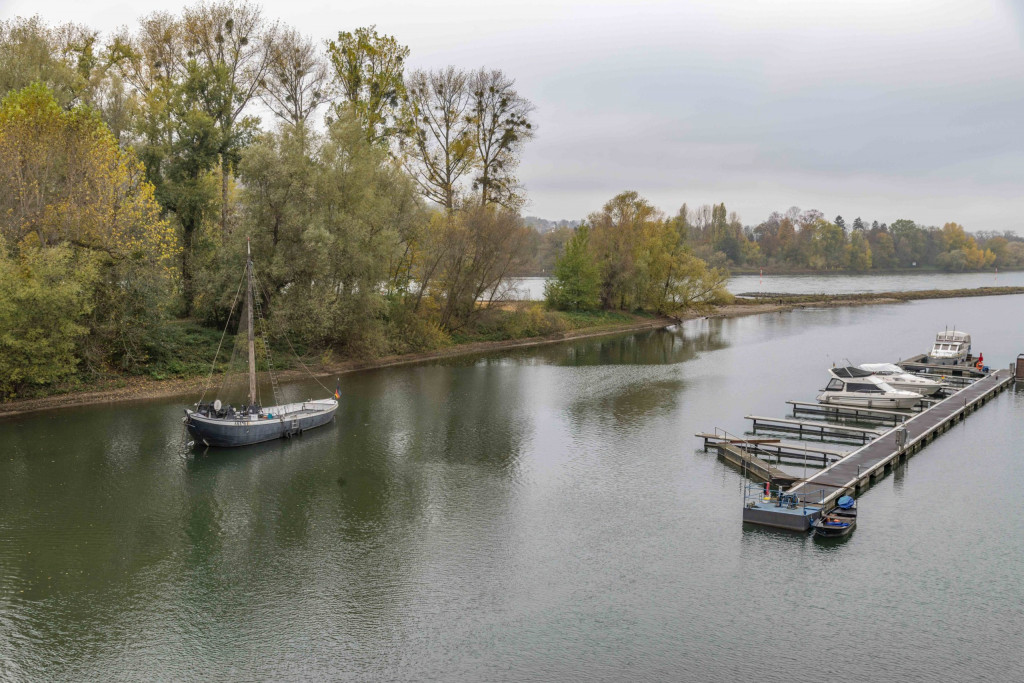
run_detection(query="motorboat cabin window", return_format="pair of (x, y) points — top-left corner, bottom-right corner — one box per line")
(831, 367), (873, 379)
(847, 382), (884, 393)
(826, 379), (845, 391)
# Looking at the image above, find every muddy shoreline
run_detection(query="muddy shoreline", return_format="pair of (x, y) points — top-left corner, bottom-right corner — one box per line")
(3, 286), (1022, 418)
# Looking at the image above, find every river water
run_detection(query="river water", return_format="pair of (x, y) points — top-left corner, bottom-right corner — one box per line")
(2, 295), (1023, 681)
(508, 270), (1024, 300)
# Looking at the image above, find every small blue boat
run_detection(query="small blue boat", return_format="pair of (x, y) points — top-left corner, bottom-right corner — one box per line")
(812, 495), (857, 537)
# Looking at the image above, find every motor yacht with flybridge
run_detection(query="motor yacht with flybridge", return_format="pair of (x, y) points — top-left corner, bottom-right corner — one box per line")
(927, 329), (971, 365)
(183, 240), (338, 448)
(857, 363), (943, 396)
(817, 367), (922, 410)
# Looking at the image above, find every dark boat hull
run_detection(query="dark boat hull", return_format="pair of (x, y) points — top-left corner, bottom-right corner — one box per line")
(185, 400), (338, 448)
(812, 519), (856, 537)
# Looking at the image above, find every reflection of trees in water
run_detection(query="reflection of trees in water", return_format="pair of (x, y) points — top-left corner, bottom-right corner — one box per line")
(0, 322), (722, 676)
(0, 404), (255, 672)
(182, 361), (532, 558)
(533, 325), (729, 367)
(567, 377), (686, 429)
(397, 360), (529, 454)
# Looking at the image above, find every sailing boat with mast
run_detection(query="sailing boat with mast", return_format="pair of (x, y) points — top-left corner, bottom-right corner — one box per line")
(183, 240), (338, 448)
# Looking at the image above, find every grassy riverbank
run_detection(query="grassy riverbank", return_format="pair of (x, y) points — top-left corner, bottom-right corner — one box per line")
(3, 286), (1023, 417)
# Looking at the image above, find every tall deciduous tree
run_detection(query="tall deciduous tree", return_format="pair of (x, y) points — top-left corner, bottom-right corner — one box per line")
(181, 0), (275, 237)
(588, 191), (663, 310)
(427, 205), (531, 328)
(0, 83), (177, 373)
(231, 115), (426, 354)
(467, 69), (534, 209)
(133, 62), (224, 315)
(847, 229), (872, 271)
(545, 225), (600, 311)
(260, 27), (327, 127)
(1, 17), (91, 107)
(2, 17), (134, 137)
(326, 26), (408, 146)
(0, 241), (96, 396)
(402, 67), (475, 212)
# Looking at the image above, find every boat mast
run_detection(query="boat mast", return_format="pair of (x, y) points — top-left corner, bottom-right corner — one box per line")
(246, 238), (257, 406)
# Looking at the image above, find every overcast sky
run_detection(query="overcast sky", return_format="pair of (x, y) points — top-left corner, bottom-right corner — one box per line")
(4, 0), (1024, 230)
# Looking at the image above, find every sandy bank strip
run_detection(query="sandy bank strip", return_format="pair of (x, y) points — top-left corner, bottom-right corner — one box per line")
(3, 286), (1023, 419)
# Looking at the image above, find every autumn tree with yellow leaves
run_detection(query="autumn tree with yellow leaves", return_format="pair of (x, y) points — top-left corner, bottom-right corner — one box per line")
(0, 83), (178, 394)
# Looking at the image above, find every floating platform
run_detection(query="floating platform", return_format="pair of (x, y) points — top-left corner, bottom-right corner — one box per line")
(711, 443), (798, 486)
(913, 372), (976, 388)
(697, 433), (846, 466)
(742, 484), (825, 531)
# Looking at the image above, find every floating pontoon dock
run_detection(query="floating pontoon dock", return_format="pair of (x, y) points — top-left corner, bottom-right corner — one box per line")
(712, 442), (797, 487)
(699, 358), (1018, 531)
(899, 353), (986, 378)
(787, 369), (1013, 510)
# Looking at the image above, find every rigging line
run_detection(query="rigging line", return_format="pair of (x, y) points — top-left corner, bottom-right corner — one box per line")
(250, 275), (276, 407)
(199, 266), (248, 405)
(219, 328), (243, 399)
(252, 280), (281, 408)
(252, 267), (325, 397)
(251, 269), (333, 395)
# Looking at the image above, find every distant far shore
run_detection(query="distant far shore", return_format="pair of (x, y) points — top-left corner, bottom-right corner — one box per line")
(508, 266), (1024, 278)
(2, 285), (1023, 419)
(726, 266), (1024, 276)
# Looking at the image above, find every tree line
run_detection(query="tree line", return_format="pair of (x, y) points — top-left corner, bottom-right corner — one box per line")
(626, 205), (1022, 273)
(0, 5), (730, 400)
(516, 206), (1022, 277)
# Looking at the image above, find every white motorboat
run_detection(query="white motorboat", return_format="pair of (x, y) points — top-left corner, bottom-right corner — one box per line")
(857, 363), (943, 396)
(817, 368), (922, 409)
(927, 330), (971, 365)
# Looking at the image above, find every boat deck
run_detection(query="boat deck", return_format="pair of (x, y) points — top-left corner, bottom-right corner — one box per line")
(191, 401), (336, 426)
